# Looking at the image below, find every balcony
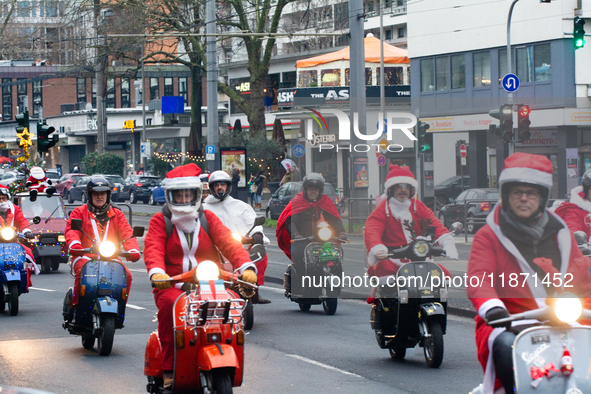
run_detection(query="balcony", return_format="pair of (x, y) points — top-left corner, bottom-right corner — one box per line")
(365, 1), (407, 18)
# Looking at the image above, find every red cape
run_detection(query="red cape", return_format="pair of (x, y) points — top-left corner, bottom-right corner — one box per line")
(276, 193), (341, 259)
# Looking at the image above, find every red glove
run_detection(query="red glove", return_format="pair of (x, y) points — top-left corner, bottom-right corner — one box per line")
(127, 252), (141, 262)
(69, 243), (84, 256)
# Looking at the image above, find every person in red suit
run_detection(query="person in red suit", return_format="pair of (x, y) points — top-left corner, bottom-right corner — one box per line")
(143, 163), (257, 391)
(65, 176), (140, 308)
(554, 169), (591, 240)
(467, 153), (591, 394)
(0, 184), (37, 289)
(26, 166), (56, 202)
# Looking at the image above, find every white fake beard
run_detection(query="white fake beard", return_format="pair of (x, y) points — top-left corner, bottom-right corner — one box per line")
(170, 204), (199, 233)
(0, 201), (11, 212)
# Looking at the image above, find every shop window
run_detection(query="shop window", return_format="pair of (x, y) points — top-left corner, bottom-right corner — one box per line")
(298, 70), (317, 87)
(473, 52), (491, 87)
(377, 67), (403, 85)
(321, 69), (341, 87)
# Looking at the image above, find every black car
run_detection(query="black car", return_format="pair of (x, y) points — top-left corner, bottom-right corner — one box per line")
(67, 174), (120, 204)
(434, 176), (470, 207)
(266, 181), (338, 220)
(122, 175), (161, 204)
(104, 175), (126, 202)
(437, 188), (499, 234)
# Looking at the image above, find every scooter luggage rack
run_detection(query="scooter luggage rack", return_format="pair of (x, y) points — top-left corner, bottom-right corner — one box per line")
(183, 298), (246, 329)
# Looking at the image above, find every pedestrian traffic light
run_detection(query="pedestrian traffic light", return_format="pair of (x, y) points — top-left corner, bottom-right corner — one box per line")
(574, 17), (586, 49)
(417, 121), (432, 153)
(517, 104), (531, 142)
(37, 120), (58, 154)
(489, 104), (513, 143)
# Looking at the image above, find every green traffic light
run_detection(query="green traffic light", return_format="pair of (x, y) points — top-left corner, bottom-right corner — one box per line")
(576, 38), (585, 48)
(420, 144), (431, 152)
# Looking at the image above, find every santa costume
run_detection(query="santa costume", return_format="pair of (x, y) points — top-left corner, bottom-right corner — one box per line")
(467, 153), (591, 394)
(27, 166), (56, 202)
(554, 185), (591, 241)
(143, 163), (255, 371)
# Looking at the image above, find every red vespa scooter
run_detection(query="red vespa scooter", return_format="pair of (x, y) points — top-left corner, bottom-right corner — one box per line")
(144, 261), (256, 394)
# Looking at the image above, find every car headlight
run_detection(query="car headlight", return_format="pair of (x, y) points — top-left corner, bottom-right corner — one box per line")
(195, 260), (220, 281)
(58, 235), (66, 242)
(413, 241), (430, 258)
(99, 241), (116, 257)
(1, 227), (15, 241)
(555, 297), (583, 323)
(232, 232), (242, 242)
(318, 227), (332, 241)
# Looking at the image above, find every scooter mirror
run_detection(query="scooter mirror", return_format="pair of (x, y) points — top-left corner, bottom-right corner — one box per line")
(71, 218), (83, 231)
(133, 226), (145, 237)
(33, 216), (41, 224)
(574, 231), (587, 246)
(254, 216), (265, 226)
(450, 222), (463, 234)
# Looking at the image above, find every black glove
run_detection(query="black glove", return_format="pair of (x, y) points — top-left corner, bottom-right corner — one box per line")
(485, 307), (511, 328)
(25, 232), (35, 239)
(251, 232), (264, 245)
(47, 179), (52, 185)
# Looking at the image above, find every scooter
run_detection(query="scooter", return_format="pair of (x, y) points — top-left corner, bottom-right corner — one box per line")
(370, 222), (462, 368)
(0, 227), (30, 316)
(283, 219), (347, 315)
(145, 260), (256, 394)
(62, 218), (144, 356)
(470, 294), (591, 394)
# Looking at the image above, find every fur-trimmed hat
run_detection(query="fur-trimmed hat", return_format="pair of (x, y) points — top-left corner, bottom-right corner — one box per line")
(384, 164), (418, 195)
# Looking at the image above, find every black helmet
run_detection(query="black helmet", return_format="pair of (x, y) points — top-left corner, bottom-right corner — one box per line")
(208, 170), (232, 201)
(302, 173), (325, 202)
(582, 169), (591, 198)
(86, 176), (112, 214)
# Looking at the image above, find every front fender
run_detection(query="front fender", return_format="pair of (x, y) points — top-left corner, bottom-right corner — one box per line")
(4, 270), (21, 282)
(420, 302), (447, 333)
(95, 297), (119, 314)
(197, 344), (239, 371)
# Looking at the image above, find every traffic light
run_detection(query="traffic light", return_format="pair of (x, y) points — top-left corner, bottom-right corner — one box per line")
(489, 104), (513, 143)
(37, 120), (58, 154)
(574, 17), (585, 49)
(417, 121), (432, 153)
(15, 110), (29, 135)
(517, 104), (531, 142)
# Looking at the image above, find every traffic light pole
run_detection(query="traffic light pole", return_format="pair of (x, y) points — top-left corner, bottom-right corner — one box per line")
(506, 0), (519, 105)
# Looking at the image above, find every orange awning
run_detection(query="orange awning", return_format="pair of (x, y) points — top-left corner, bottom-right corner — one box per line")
(296, 35), (409, 68)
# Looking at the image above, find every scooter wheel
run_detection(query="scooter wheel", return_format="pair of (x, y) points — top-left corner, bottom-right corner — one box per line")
(389, 343), (406, 360)
(424, 320), (444, 368)
(243, 299), (254, 330)
(82, 335), (95, 350)
(322, 298), (337, 315)
(298, 301), (311, 312)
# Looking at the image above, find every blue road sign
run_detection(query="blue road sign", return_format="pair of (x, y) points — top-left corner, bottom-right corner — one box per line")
(376, 119), (387, 133)
(206, 145), (215, 154)
(293, 144), (305, 157)
(378, 155), (386, 167)
(502, 74), (520, 92)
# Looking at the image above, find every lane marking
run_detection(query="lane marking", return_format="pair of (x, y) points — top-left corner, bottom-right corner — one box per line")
(126, 304), (146, 310)
(128, 268), (147, 272)
(286, 354), (363, 378)
(29, 287), (56, 292)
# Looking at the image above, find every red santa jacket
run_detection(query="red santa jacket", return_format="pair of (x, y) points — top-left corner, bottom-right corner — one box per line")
(144, 210), (254, 289)
(0, 203), (32, 232)
(467, 205), (591, 393)
(554, 186), (591, 240)
(27, 175), (50, 192)
(65, 205), (140, 262)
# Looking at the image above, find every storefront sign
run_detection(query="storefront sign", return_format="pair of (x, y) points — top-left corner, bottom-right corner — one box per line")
(308, 133), (336, 146)
(514, 130), (557, 147)
(277, 86), (410, 106)
(353, 157), (369, 189)
(67, 136), (86, 145)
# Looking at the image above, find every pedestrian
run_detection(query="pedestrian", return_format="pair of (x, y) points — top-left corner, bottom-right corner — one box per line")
(70, 163), (80, 174)
(279, 168), (291, 187)
(230, 168), (240, 199)
(248, 175), (255, 207)
(252, 170), (266, 209)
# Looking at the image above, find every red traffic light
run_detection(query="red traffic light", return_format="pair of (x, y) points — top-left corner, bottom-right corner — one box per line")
(518, 106), (531, 117)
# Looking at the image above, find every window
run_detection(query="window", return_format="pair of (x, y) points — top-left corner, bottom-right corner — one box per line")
(298, 70), (317, 87)
(377, 67), (403, 85)
(17, 79), (27, 108)
(32, 80), (42, 116)
(343, 68), (372, 86)
(121, 78), (130, 108)
(498, 49), (507, 84)
(106, 78), (115, 108)
(150, 78), (159, 100)
(45, 1), (58, 17)
(76, 78), (86, 103)
(398, 27), (404, 38)
(516, 46), (533, 83)
(334, 2), (349, 30)
(473, 52), (491, 87)
(321, 69), (341, 87)
(385, 30), (392, 40)
(91, 78), (96, 107)
(2, 78), (12, 121)
(435, 57), (448, 91)
(135, 78), (143, 105)
(534, 43), (551, 82)
(178, 77), (187, 104)
(451, 54), (465, 89)
(164, 77), (173, 96)
(456, 190), (469, 203)
(17, 1), (30, 17)
(420, 58), (434, 92)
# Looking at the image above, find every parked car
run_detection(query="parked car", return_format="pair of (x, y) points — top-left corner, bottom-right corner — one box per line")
(104, 174), (126, 202)
(66, 176), (92, 203)
(56, 173), (88, 198)
(266, 181), (338, 220)
(437, 188), (499, 234)
(0, 171), (22, 186)
(148, 180), (166, 205)
(45, 170), (60, 182)
(122, 175), (161, 204)
(434, 175), (470, 207)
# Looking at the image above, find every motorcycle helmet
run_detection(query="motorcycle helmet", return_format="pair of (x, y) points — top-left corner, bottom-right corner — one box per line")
(86, 176), (112, 215)
(208, 170), (232, 201)
(582, 169), (591, 199)
(164, 163), (203, 213)
(302, 173), (325, 202)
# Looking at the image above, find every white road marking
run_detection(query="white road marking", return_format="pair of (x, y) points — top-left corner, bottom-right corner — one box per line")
(126, 304), (146, 310)
(128, 268), (147, 273)
(259, 286), (286, 294)
(286, 354), (363, 378)
(28, 287), (56, 292)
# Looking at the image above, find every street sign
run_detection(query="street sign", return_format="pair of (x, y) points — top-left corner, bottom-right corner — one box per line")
(377, 155), (386, 167)
(502, 73), (520, 92)
(461, 157), (467, 166)
(140, 142), (150, 158)
(376, 119), (387, 134)
(460, 144), (467, 158)
(206, 145), (215, 154)
(206, 153), (214, 160)
(293, 144), (305, 157)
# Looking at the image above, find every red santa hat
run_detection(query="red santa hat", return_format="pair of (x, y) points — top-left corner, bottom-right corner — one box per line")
(384, 164), (418, 194)
(0, 184), (10, 196)
(165, 163), (202, 189)
(499, 152), (553, 191)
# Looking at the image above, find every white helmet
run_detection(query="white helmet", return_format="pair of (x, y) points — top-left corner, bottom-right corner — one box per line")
(208, 170), (232, 201)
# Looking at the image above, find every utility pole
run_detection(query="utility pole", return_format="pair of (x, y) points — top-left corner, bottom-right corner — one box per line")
(206, 0), (219, 172)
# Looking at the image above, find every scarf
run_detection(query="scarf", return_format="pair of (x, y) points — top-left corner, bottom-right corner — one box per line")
(500, 208), (549, 246)
(87, 201), (110, 216)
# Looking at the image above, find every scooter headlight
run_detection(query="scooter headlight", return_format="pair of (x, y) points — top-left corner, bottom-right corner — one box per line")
(413, 241), (430, 258)
(318, 227), (332, 241)
(58, 235), (66, 243)
(232, 232), (242, 242)
(555, 297), (583, 323)
(99, 241), (116, 257)
(195, 260), (220, 281)
(1, 227), (15, 240)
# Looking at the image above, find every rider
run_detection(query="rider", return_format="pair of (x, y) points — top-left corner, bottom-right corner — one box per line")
(467, 153), (591, 394)
(65, 176), (141, 308)
(143, 163), (258, 390)
(0, 185), (37, 289)
(554, 168), (591, 239)
(204, 170), (271, 304)
(276, 173), (347, 293)
(364, 164), (458, 281)
(200, 173), (210, 202)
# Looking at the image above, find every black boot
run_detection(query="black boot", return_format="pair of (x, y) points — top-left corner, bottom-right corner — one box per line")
(252, 288), (271, 304)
